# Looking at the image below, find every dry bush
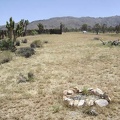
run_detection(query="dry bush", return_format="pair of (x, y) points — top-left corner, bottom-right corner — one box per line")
(16, 47), (35, 58)
(30, 40), (43, 48)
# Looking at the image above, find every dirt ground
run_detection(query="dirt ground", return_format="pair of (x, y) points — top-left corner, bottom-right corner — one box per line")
(0, 32), (120, 120)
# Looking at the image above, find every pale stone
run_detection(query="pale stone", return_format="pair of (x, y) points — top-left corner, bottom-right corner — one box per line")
(63, 96), (72, 102)
(88, 88), (94, 91)
(95, 99), (109, 107)
(106, 96), (111, 103)
(63, 90), (68, 96)
(67, 90), (74, 95)
(78, 100), (85, 107)
(73, 87), (79, 93)
(86, 99), (94, 106)
(93, 88), (104, 96)
(69, 100), (74, 106)
(74, 100), (79, 107)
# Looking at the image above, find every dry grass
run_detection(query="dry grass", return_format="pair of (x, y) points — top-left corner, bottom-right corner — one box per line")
(0, 32), (120, 120)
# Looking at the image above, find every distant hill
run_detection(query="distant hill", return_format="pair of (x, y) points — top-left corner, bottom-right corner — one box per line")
(1, 16), (120, 30)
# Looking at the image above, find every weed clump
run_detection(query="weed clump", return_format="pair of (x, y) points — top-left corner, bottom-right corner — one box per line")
(16, 47), (35, 58)
(27, 72), (34, 82)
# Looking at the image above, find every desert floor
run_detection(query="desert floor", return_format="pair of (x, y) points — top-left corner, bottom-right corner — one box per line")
(0, 32), (120, 120)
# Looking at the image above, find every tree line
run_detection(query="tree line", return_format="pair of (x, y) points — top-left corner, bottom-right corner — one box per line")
(62, 23), (120, 34)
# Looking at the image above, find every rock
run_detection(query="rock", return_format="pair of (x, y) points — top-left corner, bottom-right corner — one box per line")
(95, 99), (109, 107)
(74, 100), (79, 107)
(63, 96), (72, 102)
(86, 99), (94, 106)
(92, 88), (104, 96)
(67, 90), (74, 95)
(100, 93), (111, 103)
(69, 100), (74, 106)
(88, 88), (94, 91)
(63, 90), (68, 96)
(78, 100), (85, 107)
(73, 87), (79, 93)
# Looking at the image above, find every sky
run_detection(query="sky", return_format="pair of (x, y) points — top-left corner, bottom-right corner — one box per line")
(0, 0), (120, 25)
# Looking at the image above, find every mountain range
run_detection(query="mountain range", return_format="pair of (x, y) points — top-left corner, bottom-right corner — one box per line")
(0, 16), (120, 30)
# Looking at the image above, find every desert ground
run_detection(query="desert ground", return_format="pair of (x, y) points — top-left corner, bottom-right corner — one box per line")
(0, 32), (120, 120)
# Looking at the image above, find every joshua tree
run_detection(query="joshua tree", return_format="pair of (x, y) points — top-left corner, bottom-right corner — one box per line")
(37, 23), (44, 34)
(24, 20), (29, 36)
(6, 17), (15, 39)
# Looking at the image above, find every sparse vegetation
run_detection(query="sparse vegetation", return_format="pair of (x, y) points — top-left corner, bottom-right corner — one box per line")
(0, 33), (120, 120)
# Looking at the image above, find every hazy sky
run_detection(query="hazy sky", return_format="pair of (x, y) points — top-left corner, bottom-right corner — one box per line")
(0, 0), (120, 25)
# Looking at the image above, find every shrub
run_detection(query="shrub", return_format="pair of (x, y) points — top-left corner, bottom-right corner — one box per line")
(16, 47), (35, 58)
(15, 40), (20, 46)
(30, 40), (43, 48)
(21, 39), (27, 43)
(0, 39), (16, 52)
(0, 51), (13, 64)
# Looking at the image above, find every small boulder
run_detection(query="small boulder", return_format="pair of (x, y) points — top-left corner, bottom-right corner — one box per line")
(69, 100), (74, 106)
(92, 88), (104, 96)
(78, 100), (85, 107)
(67, 90), (74, 95)
(86, 99), (94, 106)
(73, 100), (79, 107)
(95, 99), (109, 107)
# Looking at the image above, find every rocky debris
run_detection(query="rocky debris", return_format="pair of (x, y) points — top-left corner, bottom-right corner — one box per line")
(95, 99), (109, 107)
(63, 87), (111, 108)
(85, 108), (98, 116)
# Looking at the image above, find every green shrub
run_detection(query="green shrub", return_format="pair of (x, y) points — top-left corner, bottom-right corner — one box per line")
(30, 40), (43, 48)
(16, 47), (35, 58)
(0, 51), (13, 64)
(0, 39), (16, 52)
